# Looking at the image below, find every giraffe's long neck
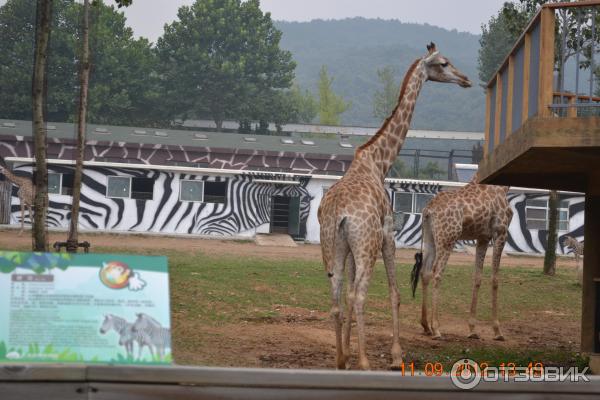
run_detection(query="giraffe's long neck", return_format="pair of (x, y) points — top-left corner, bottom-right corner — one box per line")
(356, 58), (427, 180)
(1, 167), (23, 187)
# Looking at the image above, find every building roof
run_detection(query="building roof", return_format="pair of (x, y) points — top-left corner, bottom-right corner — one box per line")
(0, 119), (483, 158)
(183, 119), (485, 140)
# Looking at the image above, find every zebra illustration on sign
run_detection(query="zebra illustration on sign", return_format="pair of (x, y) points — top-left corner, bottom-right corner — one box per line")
(131, 313), (171, 360)
(99, 314), (152, 360)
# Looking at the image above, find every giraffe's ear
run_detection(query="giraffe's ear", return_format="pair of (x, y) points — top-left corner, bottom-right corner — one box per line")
(426, 42), (437, 54)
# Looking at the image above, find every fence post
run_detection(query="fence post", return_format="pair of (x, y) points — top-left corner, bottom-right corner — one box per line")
(506, 55), (515, 135)
(0, 180), (11, 225)
(538, 7), (556, 117)
(522, 31), (531, 123)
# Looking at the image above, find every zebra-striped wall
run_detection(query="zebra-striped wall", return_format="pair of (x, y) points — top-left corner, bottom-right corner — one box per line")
(9, 164), (313, 238)
(6, 163), (585, 255)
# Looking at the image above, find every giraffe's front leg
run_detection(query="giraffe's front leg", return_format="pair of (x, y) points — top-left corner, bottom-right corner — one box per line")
(18, 201), (25, 235)
(382, 219), (403, 370)
(468, 239), (488, 339)
(491, 233), (507, 341)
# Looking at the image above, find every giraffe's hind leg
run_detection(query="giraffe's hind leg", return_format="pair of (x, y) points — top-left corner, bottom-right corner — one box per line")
(342, 252), (355, 369)
(328, 233), (350, 369)
(382, 216), (403, 369)
(430, 246), (452, 340)
(467, 239), (488, 339)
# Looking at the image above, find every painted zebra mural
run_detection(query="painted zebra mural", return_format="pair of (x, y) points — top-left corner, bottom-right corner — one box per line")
(389, 182), (441, 248)
(8, 164), (313, 239)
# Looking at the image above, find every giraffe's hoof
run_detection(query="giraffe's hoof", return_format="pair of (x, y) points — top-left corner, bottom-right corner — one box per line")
(422, 327), (433, 336)
(390, 364), (403, 371)
(431, 333), (443, 340)
(467, 333), (480, 339)
(493, 334), (505, 341)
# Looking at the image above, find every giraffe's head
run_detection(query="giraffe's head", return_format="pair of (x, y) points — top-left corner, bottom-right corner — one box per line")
(422, 42), (472, 88)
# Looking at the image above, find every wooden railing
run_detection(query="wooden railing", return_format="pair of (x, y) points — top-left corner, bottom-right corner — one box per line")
(485, 1), (600, 156)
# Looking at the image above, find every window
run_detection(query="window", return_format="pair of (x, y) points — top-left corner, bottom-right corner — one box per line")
(525, 198), (569, 231)
(415, 194), (434, 214)
(180, 180), (204, 202)
(131, 178), (154, 200)
(322, 187), (330, 196)
(48, 173), (61, 194)
(107, 176), (130, 198)
(180, 180), (227, 203)
(107, 176), (154, 200)
(204, 181), (227, 203)
(394, 192), (434, 214)
(393, 192), (413, 213)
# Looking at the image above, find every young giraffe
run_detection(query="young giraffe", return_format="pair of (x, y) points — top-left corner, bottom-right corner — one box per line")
(411, 174), (513, 341)
(318, 43), (472, 370)
(562, 235), (584, 285)
(0, 158), (35, 235)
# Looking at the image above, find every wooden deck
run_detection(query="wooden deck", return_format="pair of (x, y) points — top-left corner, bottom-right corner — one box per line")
(479, 116), (600, 192)
(2, 364), (600, 399)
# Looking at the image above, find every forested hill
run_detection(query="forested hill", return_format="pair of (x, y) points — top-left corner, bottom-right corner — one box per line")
(275, 18), (485, 132)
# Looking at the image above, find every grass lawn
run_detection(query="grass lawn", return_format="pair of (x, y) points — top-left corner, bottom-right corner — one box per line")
(4, 239), (587, 370)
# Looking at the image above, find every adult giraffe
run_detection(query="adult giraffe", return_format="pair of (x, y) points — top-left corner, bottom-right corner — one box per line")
(318, 43), (472, 370)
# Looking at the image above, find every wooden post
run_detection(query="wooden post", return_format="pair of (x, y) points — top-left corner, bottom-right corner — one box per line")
(581, 192), (600, 355)
(494, 72), (503, 147)
(506, 55), (515, 136)
(568, 95), (577, 118)
(0, 180), (11, 224)
(484, 87), (492, 157)
(538, 7), (556, 117)
(522, 32), (531, 123)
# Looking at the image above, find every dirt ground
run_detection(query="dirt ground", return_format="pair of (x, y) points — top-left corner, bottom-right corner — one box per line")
(0, 227), (576, 268)
(0, 229), (582, 370)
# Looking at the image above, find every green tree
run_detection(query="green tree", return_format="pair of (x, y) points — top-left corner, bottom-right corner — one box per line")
(418, 161), (445, 180)
(477, 2), (531, 84)
(156, 0), (296, 131)
(317, 65), (350, 125)
(0, 0), (161, 126)
(373, 66), (398, 120)
(289, 84), (318, 124)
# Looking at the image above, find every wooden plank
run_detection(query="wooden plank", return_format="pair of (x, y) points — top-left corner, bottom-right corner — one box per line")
(538, 7), (556, 117)
(494, 72), (504, 148)
(0, 382), (87, 400)
(545, 0), (600, 9)
(0, 364), (87, 381)
(522, 32), (531, 123)
(506, 55), (515, 135)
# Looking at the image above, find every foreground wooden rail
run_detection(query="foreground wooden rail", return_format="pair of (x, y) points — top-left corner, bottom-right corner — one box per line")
(2, 364), (600, 399)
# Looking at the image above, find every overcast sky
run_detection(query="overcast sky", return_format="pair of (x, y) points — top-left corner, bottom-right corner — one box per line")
(120, 0), (508, 43)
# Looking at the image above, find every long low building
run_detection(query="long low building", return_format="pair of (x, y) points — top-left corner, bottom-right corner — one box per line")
(0, 119), (583, 255)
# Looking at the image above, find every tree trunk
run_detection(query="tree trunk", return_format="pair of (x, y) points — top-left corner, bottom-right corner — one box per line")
(66, 0), (90, 253)
(544, 190), (559, 276)
(215, 119), (223, 132)
(31, 0), (53, 252)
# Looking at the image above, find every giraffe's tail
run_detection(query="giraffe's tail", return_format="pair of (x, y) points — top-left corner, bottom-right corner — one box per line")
(410, 252), (422, 298)
(411, 211), (435, 298)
